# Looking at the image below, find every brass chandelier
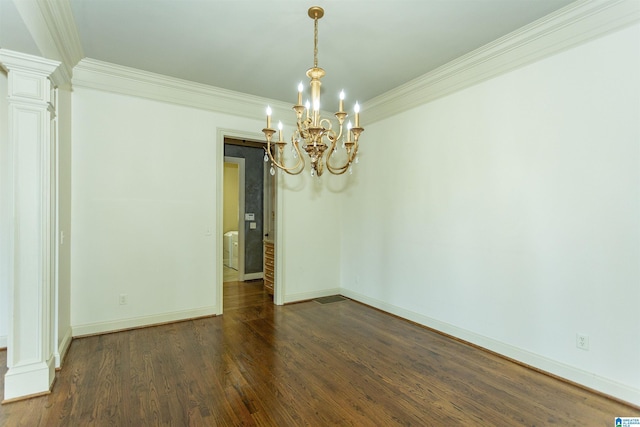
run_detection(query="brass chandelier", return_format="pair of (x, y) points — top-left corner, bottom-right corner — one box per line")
(262, 6), (364, 177)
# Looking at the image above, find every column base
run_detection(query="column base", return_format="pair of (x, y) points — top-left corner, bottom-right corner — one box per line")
(2, 358), (55, 402)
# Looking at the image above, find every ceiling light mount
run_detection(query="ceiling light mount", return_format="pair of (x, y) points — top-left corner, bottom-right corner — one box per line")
(262, 6), (364, 177)
(308, 6), (324, 19)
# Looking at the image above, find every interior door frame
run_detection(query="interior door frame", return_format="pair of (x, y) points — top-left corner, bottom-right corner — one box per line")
(216, 128), (281, 314)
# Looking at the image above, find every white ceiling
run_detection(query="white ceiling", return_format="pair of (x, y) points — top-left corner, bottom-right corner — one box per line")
(2, 0), (576, 111)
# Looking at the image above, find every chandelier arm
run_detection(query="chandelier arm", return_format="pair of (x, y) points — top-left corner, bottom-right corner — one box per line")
(288, 132), (307, 174)
(324, 123), (343, 151)
(325, 163), (349, 175)
(324, 129), (346, 173)
(323, 110), (348, 174)
(266, 136), (306, 175)
(324, 124), (354, 174)
(325, 154), (351, 174)
(326, 140), (359, 175)
(296, 118), (308, 138)
(325, 152), (350, 175)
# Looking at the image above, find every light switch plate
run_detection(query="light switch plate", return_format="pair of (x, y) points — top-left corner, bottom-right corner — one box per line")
(245, 213), (255, 221)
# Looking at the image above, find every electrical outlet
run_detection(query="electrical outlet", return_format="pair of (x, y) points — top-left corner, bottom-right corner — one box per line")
(576, 333), (589, 351)
(119, 294), (128, 305)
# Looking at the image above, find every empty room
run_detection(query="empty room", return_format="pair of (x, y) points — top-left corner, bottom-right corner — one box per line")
(1, 0), (639, 425)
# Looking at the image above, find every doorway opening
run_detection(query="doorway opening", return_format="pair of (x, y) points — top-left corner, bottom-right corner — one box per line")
(221, 136), (277, 310)
(223, 140), (263, 284)
(223, 157), (244, 282)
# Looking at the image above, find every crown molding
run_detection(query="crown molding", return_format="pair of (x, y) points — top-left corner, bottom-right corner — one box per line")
(10, 0), (84, 85)
(72, 58), (296, 125)
(37, 0), (84, 69)
(363, 0), (640, 124)
(70, 0), (639, 126)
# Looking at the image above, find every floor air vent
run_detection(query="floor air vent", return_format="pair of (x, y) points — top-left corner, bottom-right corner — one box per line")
(314, 295), (347, 304)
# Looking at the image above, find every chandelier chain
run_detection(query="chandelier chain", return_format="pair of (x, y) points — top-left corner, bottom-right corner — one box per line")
(313, 17), (318, 68)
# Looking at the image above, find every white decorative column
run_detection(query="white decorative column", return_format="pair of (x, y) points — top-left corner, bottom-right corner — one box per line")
(0, 50), (60, 402)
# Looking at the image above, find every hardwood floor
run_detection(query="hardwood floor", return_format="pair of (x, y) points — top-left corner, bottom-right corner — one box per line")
(1, 280), (638, 426)
(223, 266), (238, 283)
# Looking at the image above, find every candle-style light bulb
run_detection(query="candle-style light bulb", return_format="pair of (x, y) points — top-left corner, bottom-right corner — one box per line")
(297, 82), (303, 105)
(347, 120), (353, 142)
(278, 121), (283, 142)
(339, 90), (345, 112)
(354, 102), (360, 127)
(266, 105), (272, 128)
(305, 100), (311, 119)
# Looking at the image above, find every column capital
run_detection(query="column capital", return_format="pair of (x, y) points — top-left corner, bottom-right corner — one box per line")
(0, 49), (62, 104)
(0, 49), (61, 77)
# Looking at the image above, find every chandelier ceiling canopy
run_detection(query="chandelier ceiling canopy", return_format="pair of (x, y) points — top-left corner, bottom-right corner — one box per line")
(262, 6), (364, 177)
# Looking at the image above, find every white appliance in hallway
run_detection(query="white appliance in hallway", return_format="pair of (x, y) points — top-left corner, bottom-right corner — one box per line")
(224, 231), (239, 270)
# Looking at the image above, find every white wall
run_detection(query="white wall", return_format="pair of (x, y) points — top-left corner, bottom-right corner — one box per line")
(71, 87), (221, 334)
(71, 79), (343, 334)
(277, 172), (344, 303)
(341, 23), (640, 404)
(0, 70), (8, 348)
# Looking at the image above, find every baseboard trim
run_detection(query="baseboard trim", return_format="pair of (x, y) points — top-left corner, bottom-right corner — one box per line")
(71, 306), (218, 337)
(55, 327), (73, 369)
(283, 288), (342, 304)
(243, 272), (264, 281)
(2, 389), (51, 404)
(340, 288), (640, 407)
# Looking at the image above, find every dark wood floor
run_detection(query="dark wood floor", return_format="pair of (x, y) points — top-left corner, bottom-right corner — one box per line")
(1, 280), (638, 426)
